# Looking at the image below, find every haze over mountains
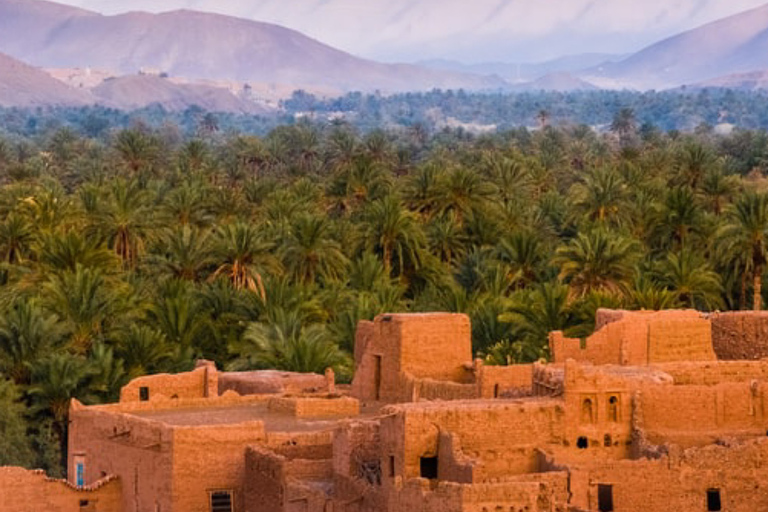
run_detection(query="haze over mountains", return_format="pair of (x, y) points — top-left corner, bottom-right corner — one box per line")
(1, 0), (768, 111)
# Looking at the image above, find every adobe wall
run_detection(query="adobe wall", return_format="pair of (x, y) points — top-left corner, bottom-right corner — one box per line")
(708, 311), (768, 360)
(243, 445), (334, 512)
(0, 467), (122, 512)
(68, 403), (174, 512)
(218, 370), (328, 396)
(562, 439), (768, 512)
(267, 395), (360, 418)
(352, 313), (474, 403)
(638, 380), (768, 446)
(386, 399), (565, 482)
(654, 360), (768, 385)
(401, 373), (478, 402)
(171, 422), (267, 512)
(477, 364), (533, 398)
(119, 362), (217, 402)
(549, 310), (714, 366)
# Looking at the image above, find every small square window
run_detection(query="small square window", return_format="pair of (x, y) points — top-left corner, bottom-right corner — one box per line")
(139, 387), (150, 402)
(79, 500), (89, 508)
(420, 457), (438, 480)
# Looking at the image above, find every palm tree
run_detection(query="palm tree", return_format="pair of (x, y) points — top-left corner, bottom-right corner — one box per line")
(0, 213), (33, 264)
(554, 229), (639, 298)
(435, 166), (497, 224)
(611, 108), (636, 147)
(152, 225), (214, 282)
(718, 191), (768, 310)
(90, 179), (154, 269)
(628, 274), (681, 311)
(280, 214), (348, 284)
(655, 250), (723, 310)
(35, 231), (118, 274)
(427, 211), (467, 266)
(495, 231), (547, 289)
(229, 310), (349, 375)
(362, 195), (426, 276)
(570, 166), (627, 225)
(114, 129), (158, 174)
(0, 299), (66, 384)
(211, 222), (281, 300)
(700, 168), (739, 216)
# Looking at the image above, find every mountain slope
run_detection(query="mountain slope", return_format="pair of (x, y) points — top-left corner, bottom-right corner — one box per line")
(0, 0), (505, 93)
(0, 51), (91, 107)
(584, 3), (768, 90)
(91, 75), (266, 113)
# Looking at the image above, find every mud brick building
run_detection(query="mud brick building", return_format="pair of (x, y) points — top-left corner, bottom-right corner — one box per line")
(5, 309), (768, 511)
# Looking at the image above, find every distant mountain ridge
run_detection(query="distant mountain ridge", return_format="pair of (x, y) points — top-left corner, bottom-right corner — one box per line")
(583, 3), (768, 89)
(0, 0), (505, 93)
(0, 51), (91, 107)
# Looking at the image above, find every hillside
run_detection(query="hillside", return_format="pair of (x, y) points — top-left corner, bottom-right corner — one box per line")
(0, 51), (91, 107)
(91, 75), (268, 114)
(584, 3), (768, 90)
(0, 0), (505, 93)
(690, 70), (768, 91)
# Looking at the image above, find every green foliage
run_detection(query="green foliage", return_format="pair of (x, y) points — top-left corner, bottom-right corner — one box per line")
(0, 107), (767, 476)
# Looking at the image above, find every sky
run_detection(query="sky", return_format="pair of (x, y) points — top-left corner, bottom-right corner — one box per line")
(51, 0), (768, 63)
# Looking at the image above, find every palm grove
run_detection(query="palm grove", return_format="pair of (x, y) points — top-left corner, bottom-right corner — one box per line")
(0, 111), (767, 474)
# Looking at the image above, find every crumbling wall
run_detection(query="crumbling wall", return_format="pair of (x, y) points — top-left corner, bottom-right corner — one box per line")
(393, 400), (565, 481)
(655, 360), (768, 385)
(709, 311), (768, 360)
(401, 373), (477, 402)
(566, 439), (768, 512)
(119, 362), (217, 402)
(0, 467), (122, 512)
(549, 310), (714, 366)
(68, 403), (174, 512)
(218, 370), (328, 396)
(477, 364), (533, 398)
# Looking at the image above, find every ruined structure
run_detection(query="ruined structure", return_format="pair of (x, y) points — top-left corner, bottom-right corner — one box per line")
(5, 309), (768, 511)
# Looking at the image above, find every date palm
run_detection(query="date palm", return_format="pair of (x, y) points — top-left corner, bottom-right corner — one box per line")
(570, 166), (627, 225)
(655, 250), (722, 310)
(362, 195), (426, 276)
(718, 191), (768, 310)
(212, 222), (281, 300)
(554, 229), (639, 298)
(152, 225), (214, 282)
(280, 214), (348, 284)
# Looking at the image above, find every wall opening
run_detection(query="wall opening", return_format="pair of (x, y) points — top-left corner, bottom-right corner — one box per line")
(420, 456), (438, 480)
(139, 386), (150, 402)
(374, 355), (382, 401)
(493, 384), (500, 398)
(598, 484), (614, 512)
(604, 434), (612, 447)
(707, 489), (721, 511)
(79, 500), (89, 508)
(608, 396), (619, 422)
(582, 398), (594, 423)
(389, 456), (395, 478)
(210, 490), (233, 512)
(577, 437), (589, 449)
(75, 460), (85, 487)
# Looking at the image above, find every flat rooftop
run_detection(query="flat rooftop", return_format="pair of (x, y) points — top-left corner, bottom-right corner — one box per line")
(129, 400), (374, 432)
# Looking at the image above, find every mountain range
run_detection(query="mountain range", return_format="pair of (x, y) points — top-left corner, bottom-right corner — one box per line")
(1, 0), (768, 111)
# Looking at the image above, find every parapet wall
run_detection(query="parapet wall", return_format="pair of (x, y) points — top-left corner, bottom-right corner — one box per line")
(709, 311), (768, 360)
(119, 362), (217, 403)
(550, 310), (715, 366)
(0, 467), (122, 512)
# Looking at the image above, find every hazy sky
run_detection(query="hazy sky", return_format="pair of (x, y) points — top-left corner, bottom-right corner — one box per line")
(51, 0), (768, 62)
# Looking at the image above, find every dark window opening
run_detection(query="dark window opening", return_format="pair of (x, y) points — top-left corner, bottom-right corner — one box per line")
(608, 396), (619, 422)
(210, 491), (233, 512)
(79, 500), (89, 508)
(707, 489), (721, 511)
(420, 456), (438, 480)
(493, 384), (500, 398)
(604, 434), (612, 447)
(582, 398), (594, 424)
(598, 484), (614, 512)
(139, 387), (150, 402)
(373, 355), (382, 401)
(389, 456), (395, 478)
(577, 437), (589, 449)
(358, 459), (381, 486)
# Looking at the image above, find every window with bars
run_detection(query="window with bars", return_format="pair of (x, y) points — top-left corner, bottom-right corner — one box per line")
(210, 490), (233, 512)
